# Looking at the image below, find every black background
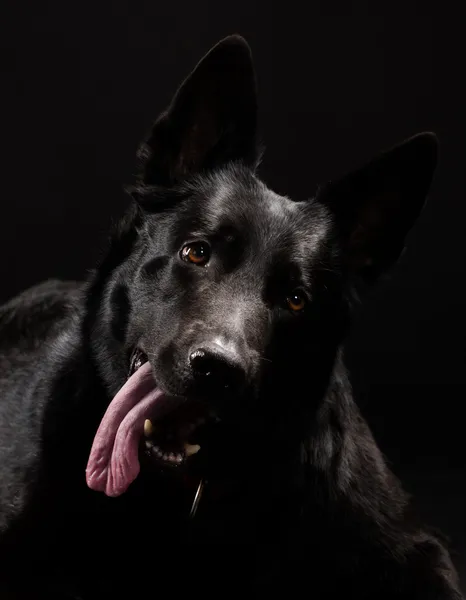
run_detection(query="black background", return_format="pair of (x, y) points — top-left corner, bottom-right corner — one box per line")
(1, 1), (465, 572)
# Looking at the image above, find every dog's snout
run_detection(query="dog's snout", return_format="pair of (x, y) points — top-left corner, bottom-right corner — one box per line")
(189, 345), (246, 394)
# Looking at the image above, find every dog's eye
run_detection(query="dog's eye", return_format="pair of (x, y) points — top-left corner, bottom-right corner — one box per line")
(287, 290), (306, 312)
(180, 241), (211, 266)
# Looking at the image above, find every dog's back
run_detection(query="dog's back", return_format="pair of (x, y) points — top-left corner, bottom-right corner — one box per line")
(0, 280), (82, 349)
(0, 281), (83, 531)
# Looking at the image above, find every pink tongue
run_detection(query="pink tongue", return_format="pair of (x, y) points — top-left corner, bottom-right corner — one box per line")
(86, 361), (164, 497)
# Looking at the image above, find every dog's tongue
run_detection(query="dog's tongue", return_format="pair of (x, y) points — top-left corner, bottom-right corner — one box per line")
(86, 362), (164, 497)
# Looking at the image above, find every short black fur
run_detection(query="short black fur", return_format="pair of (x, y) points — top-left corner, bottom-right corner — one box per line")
(0, 35), (462, 599)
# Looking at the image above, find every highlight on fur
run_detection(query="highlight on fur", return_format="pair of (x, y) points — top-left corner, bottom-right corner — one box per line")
(0, 35), (462, 600)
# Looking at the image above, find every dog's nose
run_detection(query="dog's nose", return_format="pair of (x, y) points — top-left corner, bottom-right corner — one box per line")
(189, 346), (246, 394)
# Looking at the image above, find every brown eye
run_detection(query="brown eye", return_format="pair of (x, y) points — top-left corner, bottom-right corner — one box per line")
(287, 290), (306, 312)
(181, 241), (211, 266)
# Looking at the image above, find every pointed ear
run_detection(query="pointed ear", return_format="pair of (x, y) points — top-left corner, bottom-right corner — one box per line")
(137, 35), (259, 185)
(317, 133), (438, 282)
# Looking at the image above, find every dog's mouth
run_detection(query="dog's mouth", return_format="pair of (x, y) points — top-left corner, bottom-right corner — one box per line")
(85, 348), (219, 498)
(131, 357), (219, 469)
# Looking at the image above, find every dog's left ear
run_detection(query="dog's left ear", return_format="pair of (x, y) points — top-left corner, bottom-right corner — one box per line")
(137, 35), (258, 186)
(317, 133), (438, 282)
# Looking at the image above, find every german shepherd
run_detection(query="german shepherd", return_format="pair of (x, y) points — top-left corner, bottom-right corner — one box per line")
(0, 35), (462, 599)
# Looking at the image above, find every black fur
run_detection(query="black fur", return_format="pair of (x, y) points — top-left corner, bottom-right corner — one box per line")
(0, 35), (462, 599)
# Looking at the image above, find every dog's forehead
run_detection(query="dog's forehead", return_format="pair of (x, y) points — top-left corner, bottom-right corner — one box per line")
(200, 170), (330, 254)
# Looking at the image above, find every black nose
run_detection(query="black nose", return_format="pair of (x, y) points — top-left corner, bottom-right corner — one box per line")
(189, 346), (246, 394)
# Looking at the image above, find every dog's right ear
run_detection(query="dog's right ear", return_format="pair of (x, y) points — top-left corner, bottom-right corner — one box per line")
(137, 35), (259, 186)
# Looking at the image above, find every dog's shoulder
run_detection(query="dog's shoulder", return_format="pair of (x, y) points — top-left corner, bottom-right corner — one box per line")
(0, 279), (84, 351)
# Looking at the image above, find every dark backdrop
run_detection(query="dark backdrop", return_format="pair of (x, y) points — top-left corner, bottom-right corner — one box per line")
(1, 1), (465, 570)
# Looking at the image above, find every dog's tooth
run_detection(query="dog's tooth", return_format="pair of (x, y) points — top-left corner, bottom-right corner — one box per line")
(145, 440), (153, 450)
(184, 443), (201, 457)
(144, 419), (154, 438)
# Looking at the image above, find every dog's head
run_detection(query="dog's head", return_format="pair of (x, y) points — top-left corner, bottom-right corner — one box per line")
(85, 36), (437, 497)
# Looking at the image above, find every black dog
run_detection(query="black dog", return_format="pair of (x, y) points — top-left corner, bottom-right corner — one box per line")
(0, 35), (462, 599)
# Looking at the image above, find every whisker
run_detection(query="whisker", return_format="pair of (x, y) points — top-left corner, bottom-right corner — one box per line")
(259, 356), (273, 364)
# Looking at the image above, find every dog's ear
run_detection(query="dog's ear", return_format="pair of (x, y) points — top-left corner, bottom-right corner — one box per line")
(137, 35), (258, 185)
(317, 133), (438, 283)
